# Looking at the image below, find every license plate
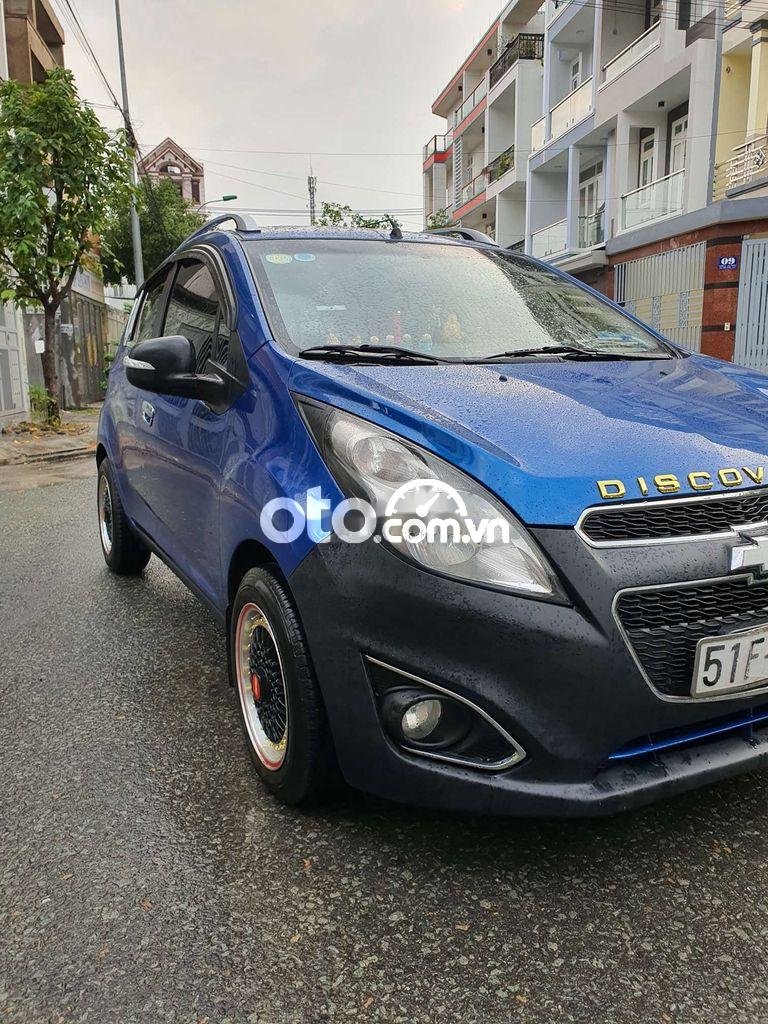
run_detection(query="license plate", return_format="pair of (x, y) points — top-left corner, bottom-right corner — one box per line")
(692, 623), (768, 697)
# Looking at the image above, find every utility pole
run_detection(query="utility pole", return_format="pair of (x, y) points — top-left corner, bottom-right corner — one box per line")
(114, 0), (144, 286)
(307, 172), (317, 226)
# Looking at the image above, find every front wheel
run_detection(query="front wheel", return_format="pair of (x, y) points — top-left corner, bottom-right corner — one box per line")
(230, 567), (334, 805)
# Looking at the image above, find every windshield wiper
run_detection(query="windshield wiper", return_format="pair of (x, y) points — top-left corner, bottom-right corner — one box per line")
(476, 344), (671, 363)
(298, 343), (450, 365)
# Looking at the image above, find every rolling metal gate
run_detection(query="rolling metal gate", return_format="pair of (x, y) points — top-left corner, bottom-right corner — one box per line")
(0, 300), (27, 422)
(734, 239), (768, 371)
(614, 242), (706, 351)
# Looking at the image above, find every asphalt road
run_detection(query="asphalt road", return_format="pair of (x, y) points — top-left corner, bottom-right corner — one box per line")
(3, 464), (768, 1024)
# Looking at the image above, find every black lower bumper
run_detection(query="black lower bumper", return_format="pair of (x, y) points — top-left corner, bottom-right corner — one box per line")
(287, 529), (768, 817)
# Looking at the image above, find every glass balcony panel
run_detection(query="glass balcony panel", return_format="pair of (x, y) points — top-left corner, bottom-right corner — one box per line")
(550, 78), (593, 141)
(531, 219), (567, 258)
(602, 23), (660, 86)
(577, 210), (605, 248)
(621, 169), (685, 230)
(531, 117), (545, 152)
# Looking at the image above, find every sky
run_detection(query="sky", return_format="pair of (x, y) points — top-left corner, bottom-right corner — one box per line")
(56, 0), (504, 233)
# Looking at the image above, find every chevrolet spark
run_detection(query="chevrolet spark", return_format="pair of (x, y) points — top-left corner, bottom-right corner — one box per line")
(97, 216), (768, 816)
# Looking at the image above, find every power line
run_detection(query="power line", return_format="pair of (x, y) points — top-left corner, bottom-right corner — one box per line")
(53, 0), (124, 114)
(203, 159), (424, 198)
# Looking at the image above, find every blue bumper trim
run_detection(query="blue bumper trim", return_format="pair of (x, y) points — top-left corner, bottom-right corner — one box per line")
(608, 705), (768, 762)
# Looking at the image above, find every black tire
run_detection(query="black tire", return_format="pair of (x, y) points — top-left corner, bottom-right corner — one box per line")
(97, 458), (151, 575)
(230, 566), (334, 805)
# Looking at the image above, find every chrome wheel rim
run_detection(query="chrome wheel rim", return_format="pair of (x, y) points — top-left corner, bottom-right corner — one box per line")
(235, 602), (288, 771)
(98, 473), (113, 556)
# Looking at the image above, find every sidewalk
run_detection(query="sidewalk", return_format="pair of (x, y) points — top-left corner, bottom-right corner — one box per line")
(0, 405), (100, 466)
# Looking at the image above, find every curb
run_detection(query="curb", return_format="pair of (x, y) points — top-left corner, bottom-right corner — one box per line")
(0, 445), (95, 467)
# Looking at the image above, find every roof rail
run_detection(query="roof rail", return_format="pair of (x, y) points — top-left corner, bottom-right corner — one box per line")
(427, 227), (497, 245)
(184, 212), (259, 245)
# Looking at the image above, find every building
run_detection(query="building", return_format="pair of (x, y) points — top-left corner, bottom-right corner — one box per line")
(3, 0), (64, 83)
(138, 137), (206, 208)
(0, 0), (64, 423)
(423, 0), (545, 245)
(423, 0), (768, 368)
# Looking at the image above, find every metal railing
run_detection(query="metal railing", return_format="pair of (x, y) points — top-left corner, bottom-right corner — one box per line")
(450, 78), (487, 130)
(621, 168), (685, 231)
(531, 116), (546, 152)
(455, 170), (488, 209)
(550, 78), (593, 141)
(489, 33), (544, 88)
(578, 209), (605, 248)
(713, 134), (768, 199)
(602, 22), (660, 85)
(488, 145), (515, 183)
(531, 219), (567, 258)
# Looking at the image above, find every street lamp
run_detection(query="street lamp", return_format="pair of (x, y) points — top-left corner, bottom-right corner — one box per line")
(197, 194), (238, 213)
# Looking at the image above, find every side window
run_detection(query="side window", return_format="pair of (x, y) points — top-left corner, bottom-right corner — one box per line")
(129, 272), (170, 347)
(163, 259), (227, 374)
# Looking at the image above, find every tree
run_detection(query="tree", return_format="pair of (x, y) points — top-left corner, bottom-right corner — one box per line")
(317, 201), (396, 231)
(0, 67), (134, 421)
(426, 208), (451, 230)
(101, 177), (205, 287)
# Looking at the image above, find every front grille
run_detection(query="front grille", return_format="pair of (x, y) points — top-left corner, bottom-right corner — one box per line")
(615, 576), (768, 698)
(581, 488), (768, 544)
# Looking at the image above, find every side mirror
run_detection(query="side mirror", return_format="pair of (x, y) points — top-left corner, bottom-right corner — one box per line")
(124, 335), (227, 405)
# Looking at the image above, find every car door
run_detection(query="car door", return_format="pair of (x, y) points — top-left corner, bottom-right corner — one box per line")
(134, 254), (236, 604)
(112, 267), (174, 533)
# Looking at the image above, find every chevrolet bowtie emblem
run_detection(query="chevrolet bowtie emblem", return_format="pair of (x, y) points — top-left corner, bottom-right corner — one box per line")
(730, 526), (768, 577)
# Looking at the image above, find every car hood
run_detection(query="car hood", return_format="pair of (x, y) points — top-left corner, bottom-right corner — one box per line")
(288, 354), (768, 526)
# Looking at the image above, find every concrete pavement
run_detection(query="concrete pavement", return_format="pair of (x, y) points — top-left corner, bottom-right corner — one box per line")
(2, 466), (768, 1023)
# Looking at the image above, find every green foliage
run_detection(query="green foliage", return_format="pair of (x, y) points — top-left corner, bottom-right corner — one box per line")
(99, 350), (115, 391)
(317, 201), (395, 231)
(101, 177), (206, 285)
(426, 208), (451, 230)
(0, 67), (135, 311)
(28, 383), (58, 425)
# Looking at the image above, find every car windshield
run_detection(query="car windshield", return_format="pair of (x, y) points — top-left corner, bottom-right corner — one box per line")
(244, 238), (673, 361)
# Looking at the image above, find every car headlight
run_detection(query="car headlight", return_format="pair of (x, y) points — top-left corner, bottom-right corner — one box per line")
(298, 399), (565, 601)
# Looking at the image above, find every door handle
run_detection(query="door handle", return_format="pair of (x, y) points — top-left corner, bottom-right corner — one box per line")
(141, 401), (155, 427)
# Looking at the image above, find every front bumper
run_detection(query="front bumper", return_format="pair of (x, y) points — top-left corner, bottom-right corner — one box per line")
(287, 529), (768, 817)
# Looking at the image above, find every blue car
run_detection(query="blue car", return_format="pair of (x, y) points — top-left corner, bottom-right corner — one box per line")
(97, 215), (768, 816)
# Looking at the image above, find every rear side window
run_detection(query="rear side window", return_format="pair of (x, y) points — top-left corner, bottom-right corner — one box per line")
(130, 273), (169, 347)
(163, 260), (225, 373)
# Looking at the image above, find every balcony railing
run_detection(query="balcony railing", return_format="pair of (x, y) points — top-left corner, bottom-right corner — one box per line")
(531, 219), (567, 259)
(713, 134), (768, 199)
(578, 209), (605, 248)
(458, 169), (489, 207)
(531, 116), (545, 152)
(489, 33), (544, 88)
(621, 168), (685, 231)
(602, 22), (660, 86)
(423, 133), (453, 161)
(550, 78), (593, 141)
(488, 145), (515, 183)
(450, 78), (487, 130)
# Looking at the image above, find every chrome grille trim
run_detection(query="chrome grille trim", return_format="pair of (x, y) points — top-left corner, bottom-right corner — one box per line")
(577, 487), (768, 548)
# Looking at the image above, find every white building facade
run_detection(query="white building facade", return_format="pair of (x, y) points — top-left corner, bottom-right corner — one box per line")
(424, 0), (768, 365)
(0, 0), (30, 425)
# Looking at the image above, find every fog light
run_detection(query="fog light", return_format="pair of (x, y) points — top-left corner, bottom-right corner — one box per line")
(402, 698), (442, 741)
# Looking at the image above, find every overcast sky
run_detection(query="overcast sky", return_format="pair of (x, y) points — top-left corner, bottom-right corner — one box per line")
(59, 0), (503, 232)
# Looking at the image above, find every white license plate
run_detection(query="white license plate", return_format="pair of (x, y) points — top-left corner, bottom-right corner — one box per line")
(692, 623), (768, 697)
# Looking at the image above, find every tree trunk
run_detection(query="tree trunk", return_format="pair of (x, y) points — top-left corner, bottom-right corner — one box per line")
(40, 306), (60, 423)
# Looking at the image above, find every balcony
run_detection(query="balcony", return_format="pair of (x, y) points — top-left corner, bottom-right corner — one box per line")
(550, 78), (593, 141)
(602, 23), (660, 86)
(577, 210), (605, 248)
(489, 33), (545, 89)
(531, 219), (567, 259)
(621, 169), (685, 231)
(713, 134), (768, 200)
(450, 79), (487, 131)
(531, 116), (546, 152)
(724, 0), (740, 18)
(457, 169), (489, 208)
(488, 145), (515, 184)
(423, 131), (453, 162)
